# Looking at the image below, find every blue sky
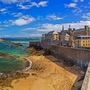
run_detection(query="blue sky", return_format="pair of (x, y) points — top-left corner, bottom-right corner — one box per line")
(0, 0), (90, 37)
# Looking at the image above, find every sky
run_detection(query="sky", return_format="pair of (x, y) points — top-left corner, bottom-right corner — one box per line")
(0, 0), (90, 37)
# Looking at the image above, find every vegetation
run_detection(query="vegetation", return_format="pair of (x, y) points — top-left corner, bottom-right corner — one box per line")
(0, 72), (29, 89)
(29, 47), (44, 56)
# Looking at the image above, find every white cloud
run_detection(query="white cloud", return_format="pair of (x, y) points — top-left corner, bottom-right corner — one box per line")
(72, 7), (82, 14)
(31, 1), (48, 7)
(80, 0), (84, 2)
(13, 16), (35, 26)
(0, 0), (30, 4)
(11, 12), (23, 17)
(73, 0), (84, 2)
(73, 0), (78, 2)
(20, 21), (90, 36)
(17, 4), (30, 9)
(82, 13), (90, 20)
(47, 14), (63, 20)
(17, 1), (48, 9)
(65, 3), (77, 8)
(4, 15), (35, 26)
(0, 28), (3, 30)
(1, 35), (12, 38)
(28, 34), (41, 37)
(0, 8), (8, 14)
(22, 28), (37, 31)
(0, 8), (7, 12)
(38, 1), (48, 7)
(36, 21), (90, 32)
(37, 16), (44, 20)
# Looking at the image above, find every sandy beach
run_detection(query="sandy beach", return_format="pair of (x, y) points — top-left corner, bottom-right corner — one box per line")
(3, 55), (84, 90)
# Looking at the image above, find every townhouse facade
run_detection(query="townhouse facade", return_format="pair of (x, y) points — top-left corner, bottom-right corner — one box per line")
(41, 31), (60, 45)
(41, 25), (90, 48)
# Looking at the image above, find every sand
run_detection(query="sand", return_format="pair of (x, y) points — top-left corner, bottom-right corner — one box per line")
(3, 55), (84, 90)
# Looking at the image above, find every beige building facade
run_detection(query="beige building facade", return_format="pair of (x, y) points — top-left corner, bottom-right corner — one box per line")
(75, 36), (90, 47)
(59, 25), (90, 47)
(41, 31), (59, 45)
(41, 25), (90, 48)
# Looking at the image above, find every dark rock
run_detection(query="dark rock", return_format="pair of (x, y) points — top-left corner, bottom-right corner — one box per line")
(43, 49), (51, 55)
(78, 75), (85, 82)
(12, 43), (23, 47)
(77, 86), (81, 90)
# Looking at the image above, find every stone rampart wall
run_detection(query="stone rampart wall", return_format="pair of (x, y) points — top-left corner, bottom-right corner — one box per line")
(30, 42), (90, 67)
(40, 43), (90, 67)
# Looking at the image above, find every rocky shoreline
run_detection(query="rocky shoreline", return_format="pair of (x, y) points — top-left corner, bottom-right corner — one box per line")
(0, 57), (31, 89)
(0, 46), (84, 90)
(22, 58), (32, 72)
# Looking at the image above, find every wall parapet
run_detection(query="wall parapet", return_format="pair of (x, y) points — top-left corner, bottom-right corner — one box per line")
(40, 43), (90, 67)
(81, 62), (90, 90)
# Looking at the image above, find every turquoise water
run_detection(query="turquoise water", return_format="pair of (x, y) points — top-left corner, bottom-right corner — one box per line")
(0, 41), (27, 73)
(2, 37), (41, 47)
(0, 57), (26, 73)
(0, 42), (27, 56)
(0, 38), (41, 73)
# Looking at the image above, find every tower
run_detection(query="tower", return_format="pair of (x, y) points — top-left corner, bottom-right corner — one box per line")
(68, 25), (74, 47)
(62, 25), (64, 31)
(68, 25), (72, 33)
(61, 25), (64, 34)
(60, 25), (64, 45)
(85, 25), (89, 35)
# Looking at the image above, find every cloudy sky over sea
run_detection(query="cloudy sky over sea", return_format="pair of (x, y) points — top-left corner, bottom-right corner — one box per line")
(0, 0), (90, 37)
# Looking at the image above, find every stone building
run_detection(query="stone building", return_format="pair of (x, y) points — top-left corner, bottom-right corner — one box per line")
(41, 25), (90, 48)
(59, 25), (74, 47)
(41, 30), (60, 45)
(41, 34), (46, 43)
(73, 25), (90, 39)
(60, 25), (90, 47)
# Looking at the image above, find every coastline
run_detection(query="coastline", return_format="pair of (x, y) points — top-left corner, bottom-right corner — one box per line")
(22, 57), (32, 72)
(3, 54), (84, 90)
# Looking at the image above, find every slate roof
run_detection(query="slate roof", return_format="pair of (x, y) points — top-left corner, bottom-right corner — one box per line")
(48, 31), (58, 34)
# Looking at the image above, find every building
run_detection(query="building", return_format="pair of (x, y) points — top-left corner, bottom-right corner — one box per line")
(60, 25), (90, 47)
(59, 25), (74, 47)
(73, 25), (90, 39)
(41, 25), (90, 48)
(41, 30), (60, 45)
(41, 34), (46, 43)
(75, 35), (90, 47)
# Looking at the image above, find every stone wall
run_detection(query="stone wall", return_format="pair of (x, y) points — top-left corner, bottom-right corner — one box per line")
(30, 42), (90, 67)
(30, 42), (90, 89)
(81, 62), (90, 90)
(41, 43), (90, 67)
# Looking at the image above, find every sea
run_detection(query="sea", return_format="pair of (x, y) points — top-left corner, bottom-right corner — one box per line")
(0, 37), (41, 73)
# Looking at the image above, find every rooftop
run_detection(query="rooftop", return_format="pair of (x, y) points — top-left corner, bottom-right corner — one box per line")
(77, 35), (90, 37)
